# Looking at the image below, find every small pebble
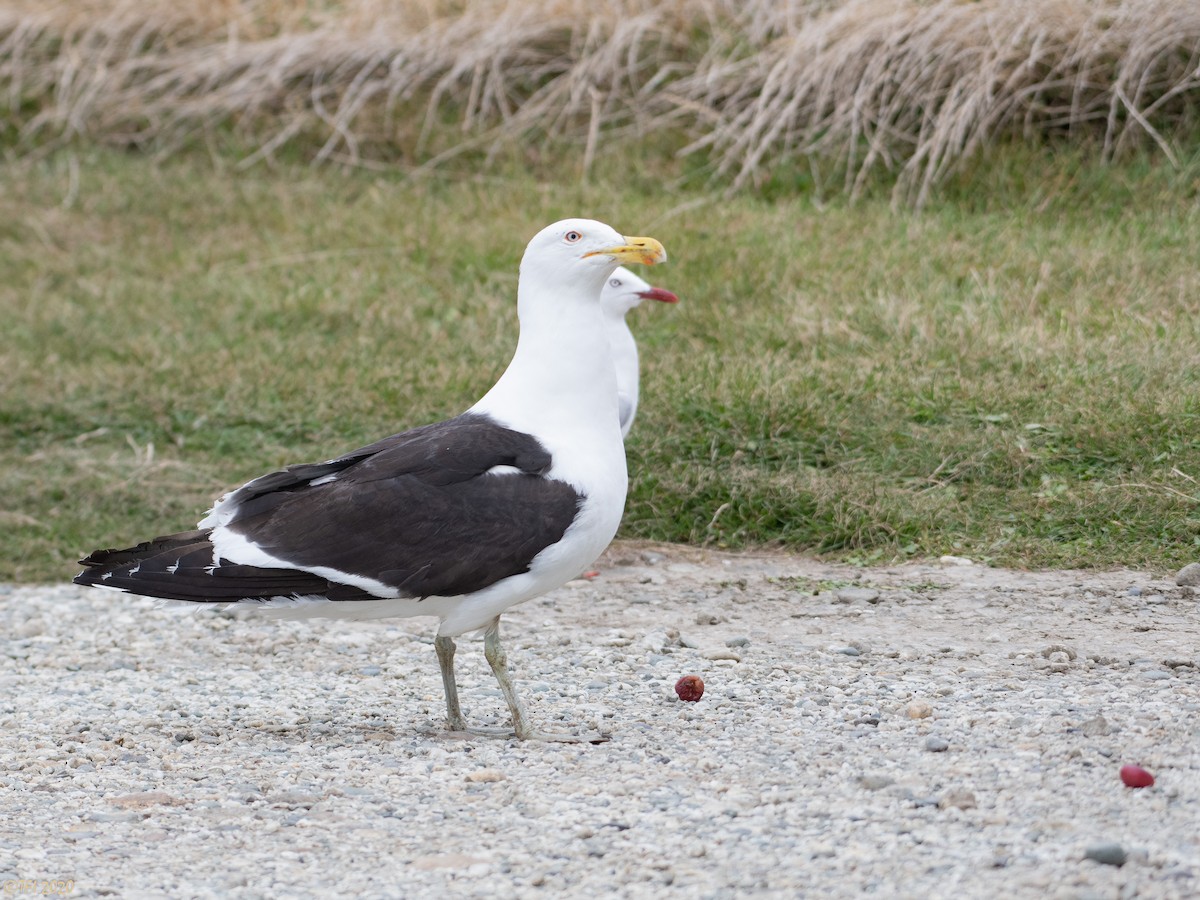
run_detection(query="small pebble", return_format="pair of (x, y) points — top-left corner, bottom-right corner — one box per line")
(642, 631), (672, 652)
(835, 646), (861, 657)
(109, 791), (177, 810)
(1039, 645), (1076, 673)
(925, 737), (950, 753)
(465, 769), (506, 784)
(907, 700), (933, 719)
(939, 789), (975, 810)
(1084, 842), (1127, 867)
(835, 587), (880, 604)
(701, 648), (741, 662)
(85, 811), (140, 824)
(1175, 562), (1200, 587)
(1041, 644), (1076, 661)
(725, 636), (750, 648)
(859, 775), (894, 791)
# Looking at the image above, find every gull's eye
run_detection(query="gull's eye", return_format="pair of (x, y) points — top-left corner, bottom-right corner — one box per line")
(609, 278), (621, 288)
(564, 230), (583, 243)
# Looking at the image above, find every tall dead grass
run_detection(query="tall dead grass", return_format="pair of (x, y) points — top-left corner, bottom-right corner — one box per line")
(687, 0), (1200, 203)
(3, 0), (1198, 199)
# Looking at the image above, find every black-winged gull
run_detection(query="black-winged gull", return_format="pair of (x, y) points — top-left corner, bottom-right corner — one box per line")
(74, 218), (668, 741)
(600, 266), (679, 438)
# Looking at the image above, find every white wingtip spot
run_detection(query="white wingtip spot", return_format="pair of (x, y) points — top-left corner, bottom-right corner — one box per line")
(485, 464), (522, 477)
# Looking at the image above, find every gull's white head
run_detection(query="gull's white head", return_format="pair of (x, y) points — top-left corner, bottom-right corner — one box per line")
(519, 219), (667, 300)
(601, 266), (680, 319)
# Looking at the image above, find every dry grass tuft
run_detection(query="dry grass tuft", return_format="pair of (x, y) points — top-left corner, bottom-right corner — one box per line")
(687, 0), (1200, 203)
(3, 0), (1199, 198)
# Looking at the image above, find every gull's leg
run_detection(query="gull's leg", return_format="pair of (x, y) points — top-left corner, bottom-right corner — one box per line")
(434, 630), (514, 738)
(482, 617), (609, 743)
(481, 618), (534, 738)
(434, 634), (467, 732)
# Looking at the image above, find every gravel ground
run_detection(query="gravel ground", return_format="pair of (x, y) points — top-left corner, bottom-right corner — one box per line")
(2, 543), (1198, 899)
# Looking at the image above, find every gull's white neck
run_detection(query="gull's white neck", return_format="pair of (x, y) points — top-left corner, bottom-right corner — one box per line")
(471, 265), (624, 485)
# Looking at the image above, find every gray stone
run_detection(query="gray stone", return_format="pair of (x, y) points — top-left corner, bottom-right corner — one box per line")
(1084, 842), (1127, 867)
(925, 737), (950, 753)
(1175, 563), (1200, 587)
(835, 587), (881, 604)
(939, 789), (976, 810)
(907, 700), (933, 719)
(701, 648), (741, 662)
(85, 811), (141, 824)
(642, 631), (673, 652)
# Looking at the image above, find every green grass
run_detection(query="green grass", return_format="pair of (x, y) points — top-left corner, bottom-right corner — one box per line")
(3, 145), (1199, 582)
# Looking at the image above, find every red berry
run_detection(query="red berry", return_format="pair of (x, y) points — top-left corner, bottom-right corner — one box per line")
(1120, 765), (1155, 788)
(674, 675), (704, 702)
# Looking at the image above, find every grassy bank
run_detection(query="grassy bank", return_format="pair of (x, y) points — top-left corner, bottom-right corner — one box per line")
(2, 146), (1198, 581)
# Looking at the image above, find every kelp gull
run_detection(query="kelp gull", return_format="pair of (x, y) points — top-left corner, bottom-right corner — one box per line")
(74, 218), (667, 741)
(600, 266), (679, 438)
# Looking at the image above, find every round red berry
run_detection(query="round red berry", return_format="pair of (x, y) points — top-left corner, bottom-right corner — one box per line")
(674, 675), (704, 702)
(1119, 765), (1154, 788)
